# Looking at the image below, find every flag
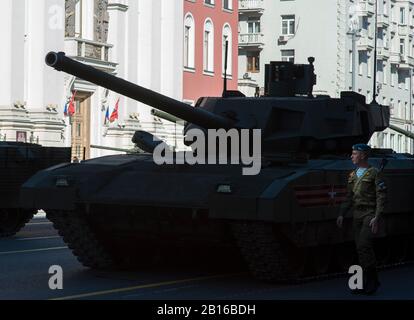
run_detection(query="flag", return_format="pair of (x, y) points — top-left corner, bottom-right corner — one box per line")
(63, 102), (68, 117)
(104, 106), (110, 125)
(109, 98), (120, 123)
(68, 90), (77, 117)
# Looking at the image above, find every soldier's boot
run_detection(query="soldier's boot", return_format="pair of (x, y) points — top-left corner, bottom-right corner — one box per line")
(363, 267), (380, 295)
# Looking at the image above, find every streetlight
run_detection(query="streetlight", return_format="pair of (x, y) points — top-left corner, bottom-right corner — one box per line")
(347, 3), (361, 93)
(371, 0), (379, 104)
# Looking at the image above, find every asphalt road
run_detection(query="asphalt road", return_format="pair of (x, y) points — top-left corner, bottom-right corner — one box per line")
(0, 215), (413, 300)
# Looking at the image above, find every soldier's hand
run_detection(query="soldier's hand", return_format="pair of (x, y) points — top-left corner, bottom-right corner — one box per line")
(336, 216), (343, 228)
(369, 217), (379, 234)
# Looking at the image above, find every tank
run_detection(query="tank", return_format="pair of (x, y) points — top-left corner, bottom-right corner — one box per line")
(0, 142), (71, 237)
(19, 52), (414, 282)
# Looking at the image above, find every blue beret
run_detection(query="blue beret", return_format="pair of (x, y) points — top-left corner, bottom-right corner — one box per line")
(352, 143), (371, 152)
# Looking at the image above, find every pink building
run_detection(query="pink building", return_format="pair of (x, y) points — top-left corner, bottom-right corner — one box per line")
(183, 0), (238, 104)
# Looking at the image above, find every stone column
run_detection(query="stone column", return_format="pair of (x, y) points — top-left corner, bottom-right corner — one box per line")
(25, 0), (66, 146)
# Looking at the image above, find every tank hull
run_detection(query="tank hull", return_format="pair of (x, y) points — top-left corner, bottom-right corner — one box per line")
(20, 152), (414, 280)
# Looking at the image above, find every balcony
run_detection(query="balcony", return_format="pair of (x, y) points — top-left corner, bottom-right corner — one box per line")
(398, 25), (409, 36)
(377, 46), (390, 60)
(64, 37), (117, 73)
(239, 33), (264, 48)
(357, 33), (374, 51)
(399, 56), (414, 69)
(377, 14), (389, 28)
(357, 0), (375, 16)
(389, 51), (402, 65)
(238, 0), (264, 14)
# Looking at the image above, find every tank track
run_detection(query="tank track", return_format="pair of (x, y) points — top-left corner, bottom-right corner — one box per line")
(231, 222), (301, 283)
(47, 211), (114, 269)
(0, 209), (35, 238)
(232, 221), (414, 284)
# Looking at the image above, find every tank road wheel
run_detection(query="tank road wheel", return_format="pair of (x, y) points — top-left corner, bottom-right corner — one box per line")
(310, 245), (333, 275)
(333, 242), (356, 272)
(0, 209), (35, 238)
(47, 211), (114, 270)
(231, 222), (307, 283)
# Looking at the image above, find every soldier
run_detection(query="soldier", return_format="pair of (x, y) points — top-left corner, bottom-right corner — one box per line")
(336, 143), (387, 295)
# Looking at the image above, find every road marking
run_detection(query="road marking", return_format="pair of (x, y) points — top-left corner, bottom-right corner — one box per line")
(51, 273), (244, 300)
(17, 236), (60, 241)
(0, 246), (67, 255)
(26, 222), (52, 226)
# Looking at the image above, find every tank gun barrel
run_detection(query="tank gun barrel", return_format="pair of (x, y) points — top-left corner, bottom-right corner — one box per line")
(151, 109), (182, 123)
(45, 52), (234, 129)
(90, 145), (138, 154)
(389, 124), (414, 140)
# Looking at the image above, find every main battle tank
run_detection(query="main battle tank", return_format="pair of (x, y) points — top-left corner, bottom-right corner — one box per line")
(20, 52), (414, 282)
(0, 142), (70, 237)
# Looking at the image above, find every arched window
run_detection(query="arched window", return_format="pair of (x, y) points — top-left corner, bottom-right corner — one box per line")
(184, 13), (195, 69)
(203, 19), (214, 72)
(222, 24), (232, 76)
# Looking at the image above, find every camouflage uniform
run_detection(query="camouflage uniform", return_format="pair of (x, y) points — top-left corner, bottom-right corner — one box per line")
(339, 166), (387, 269)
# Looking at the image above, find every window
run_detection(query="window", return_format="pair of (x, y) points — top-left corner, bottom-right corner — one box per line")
(377, 61), (383, 83)
(367, 54), (372, 77)
(223, 0), (232, 10)
(383, 61), (387, 84)
(362, 16), (369, 30)
(222, 24), (232, 75)
(75, 0), (82, 37)
(390, 133), (395, 149)
(405, 102), (409, 119)
(398, 71), (405, 88)
(400, 38), (405, 55)
(281, 49), (295, 63)
(76, 123), (81, 137)
(398, 100), (401, 117)
(247, 53), (260, 72)
(383, 0), (388, 15)
(400, 7), (406, 24)
(281, 15), (295, 35)
(184, 14), (195, 69)
(248, 20), (260, 34)
(358, 52), (365, 75)
(383, 30), (388, 47)
(204, 0), (214, 6)
(391, 65), (397, 86)
(203, 19), (214, 72)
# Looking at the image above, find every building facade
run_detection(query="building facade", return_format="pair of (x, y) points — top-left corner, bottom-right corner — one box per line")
(0, 0), (184, 159)
(183, 0), (239, 104)
(238, 0), (414, 153)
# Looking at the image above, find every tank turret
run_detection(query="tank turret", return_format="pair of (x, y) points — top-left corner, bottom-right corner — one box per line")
(46, 51), (390, 157)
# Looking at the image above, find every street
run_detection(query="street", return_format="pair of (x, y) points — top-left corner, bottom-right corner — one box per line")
(0, 214), (413, 300)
